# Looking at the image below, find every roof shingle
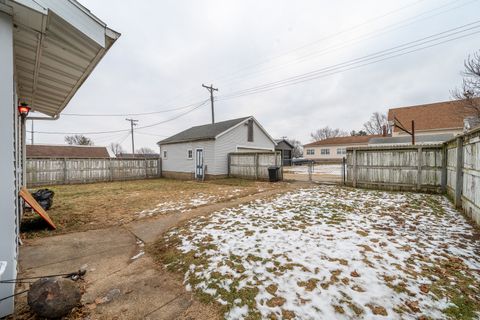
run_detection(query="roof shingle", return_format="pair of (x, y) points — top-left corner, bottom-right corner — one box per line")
(158, 116), (251, 145)
(26, 145), (110, 158)
(388, 99), (477, 133)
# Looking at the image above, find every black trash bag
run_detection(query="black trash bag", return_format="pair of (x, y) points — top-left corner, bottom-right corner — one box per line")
(32, 189), (55, 210)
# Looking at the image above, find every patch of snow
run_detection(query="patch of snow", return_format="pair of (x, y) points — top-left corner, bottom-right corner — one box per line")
(284, 164), (342, 176)
(167, 186), (480, 319)
(131, 251), (144, 260)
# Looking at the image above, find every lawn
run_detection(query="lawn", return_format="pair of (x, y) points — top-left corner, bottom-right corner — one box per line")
(151, 186), (480, 320)
(21, 178), (286, 238)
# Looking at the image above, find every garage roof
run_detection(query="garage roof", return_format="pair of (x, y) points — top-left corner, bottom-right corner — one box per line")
(158, 117), (251, 145)
(3, 0), (120, 117)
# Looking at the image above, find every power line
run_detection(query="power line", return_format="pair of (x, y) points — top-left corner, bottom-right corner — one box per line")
(116, 0), (433, 113)
(61, 100), (207, 117)
(217, 21), (480, 100)
(212, 0), (431, 84)
(216, 0), (476, 87)
(32, 100), (209, 135)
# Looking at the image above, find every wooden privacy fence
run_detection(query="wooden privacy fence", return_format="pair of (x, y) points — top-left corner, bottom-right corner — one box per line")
(445, 128), (480, 225)
(346, 126), (480, 225)
(26, 157), (161, 186)
(346, 145), (444, 193)
(228, 152), (283, 180)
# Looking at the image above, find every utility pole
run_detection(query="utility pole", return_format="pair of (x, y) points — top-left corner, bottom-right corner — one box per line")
(202, 84), (218, 124)
(125, 118), (138, 156)
(31, 119), (34, 144)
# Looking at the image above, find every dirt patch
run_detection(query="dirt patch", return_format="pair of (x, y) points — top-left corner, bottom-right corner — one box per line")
(21, 178), (288, 238)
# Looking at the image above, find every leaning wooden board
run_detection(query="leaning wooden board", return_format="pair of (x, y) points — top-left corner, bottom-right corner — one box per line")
(19, 187), (56, 229)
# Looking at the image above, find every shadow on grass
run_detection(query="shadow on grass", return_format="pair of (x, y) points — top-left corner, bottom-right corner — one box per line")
(20, 214), (53, 233)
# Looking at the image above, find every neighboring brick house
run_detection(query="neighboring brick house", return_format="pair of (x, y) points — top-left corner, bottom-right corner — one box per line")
(389, 99), (477, 137)
(370, 99), (479, 146)
(26, 145), (111, 158)
(304, 135), (380, 162)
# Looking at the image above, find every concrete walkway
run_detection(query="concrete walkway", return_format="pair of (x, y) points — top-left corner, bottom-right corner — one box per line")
(16, 185), (299, 319)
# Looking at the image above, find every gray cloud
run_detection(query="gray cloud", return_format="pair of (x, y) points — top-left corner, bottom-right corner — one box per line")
(33, 0), (480, 149)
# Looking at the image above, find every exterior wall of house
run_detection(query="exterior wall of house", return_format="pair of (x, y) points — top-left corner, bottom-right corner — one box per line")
(392, 128), (463, 137)
(213, 120), (275, 174)
(304, 144), (365, 161)
(159, 140), (216, 176)
(0, 12), (19, 317)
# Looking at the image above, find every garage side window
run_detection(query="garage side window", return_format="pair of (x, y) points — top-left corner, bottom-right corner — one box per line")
(187, 149), (193, 159)
(306, 149), (315, 155)
(320, 148), (330, 155)
(247, 119), (254, 142)
(163, 150), (167, 159)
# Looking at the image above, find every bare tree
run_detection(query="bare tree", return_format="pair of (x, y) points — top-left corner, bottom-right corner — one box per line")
(310, 126), (347, 141)
(136, 147), (156, 155)
(109, 142), (124, 156)
(363, 112), (388, 135)
(65, 135), (93, 145)
(286, 139), (303, 158)
(452, 51), (480, 120)
(350, 130), (367, 136)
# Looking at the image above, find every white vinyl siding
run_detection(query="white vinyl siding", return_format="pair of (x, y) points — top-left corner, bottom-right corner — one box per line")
(160, 140), (215, 175)
(1, 13), (19, 317)
(213, 120), (274, 175)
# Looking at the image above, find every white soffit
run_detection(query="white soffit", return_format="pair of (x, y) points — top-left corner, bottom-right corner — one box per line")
(7, 0), (120, 117)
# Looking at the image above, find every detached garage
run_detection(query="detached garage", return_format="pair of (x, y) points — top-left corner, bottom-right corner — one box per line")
(158, 116), (277, 179)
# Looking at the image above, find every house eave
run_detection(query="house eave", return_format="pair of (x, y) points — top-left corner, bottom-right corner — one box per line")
(157, 137), (215, 146)
(8, 0), (120, 117)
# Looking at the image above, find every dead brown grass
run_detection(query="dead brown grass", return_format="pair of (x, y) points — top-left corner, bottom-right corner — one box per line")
(21, 178), (287, 238)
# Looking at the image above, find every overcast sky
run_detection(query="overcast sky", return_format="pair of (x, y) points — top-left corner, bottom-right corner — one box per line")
(32, 0), (480, 151)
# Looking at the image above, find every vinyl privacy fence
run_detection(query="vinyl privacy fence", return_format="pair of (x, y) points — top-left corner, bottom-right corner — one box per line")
(26, 158), (161, 186)
(228, 152), (283, 180)
(346, 126), (480, 225)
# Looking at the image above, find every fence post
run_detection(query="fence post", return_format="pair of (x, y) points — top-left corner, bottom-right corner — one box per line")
(342, 157), (346, 185)
(417, 146), (422, 190)
(352, 149), (357, 188)
(145, 159), (149, 178)
(63, 158), (67, 184)
(255, 153), (259, 179)
(109, 158), (113, 181)
(158, 158), (162, 177)
(454, 136), (463, 208)
(227, 153), (231, 177)
(440, 143), (447, 193)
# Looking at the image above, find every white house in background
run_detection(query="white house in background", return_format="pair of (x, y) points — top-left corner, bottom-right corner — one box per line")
(157, 116), (276, 179)
(0, 1), (118, 316)
(303, 135), (381, 163)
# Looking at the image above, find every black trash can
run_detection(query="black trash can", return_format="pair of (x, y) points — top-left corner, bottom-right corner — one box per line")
(268, 166), (280, 182)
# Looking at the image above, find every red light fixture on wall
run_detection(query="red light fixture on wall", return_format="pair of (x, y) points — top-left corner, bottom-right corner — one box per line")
(18, 102), (31, 118)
